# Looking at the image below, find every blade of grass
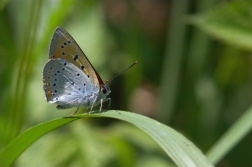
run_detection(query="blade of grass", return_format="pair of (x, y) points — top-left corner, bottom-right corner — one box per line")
(206, 106), (252, 164)
(157, 0), (190, 123)
(0, 111), (213, 167)
(187, 0), (252, 51)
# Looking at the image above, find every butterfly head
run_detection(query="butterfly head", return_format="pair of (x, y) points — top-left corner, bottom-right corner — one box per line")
(100, 84), (111, 98)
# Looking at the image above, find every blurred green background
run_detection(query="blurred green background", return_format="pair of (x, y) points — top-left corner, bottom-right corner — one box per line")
(0, 0), (251, 166)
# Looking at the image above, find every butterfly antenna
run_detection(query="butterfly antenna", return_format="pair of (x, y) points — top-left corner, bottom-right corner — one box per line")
(106, 61), (137, 84)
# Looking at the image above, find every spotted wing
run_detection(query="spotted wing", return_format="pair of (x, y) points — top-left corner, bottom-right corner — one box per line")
(49, 27), (104, 90)
(43, 59), (98, 107)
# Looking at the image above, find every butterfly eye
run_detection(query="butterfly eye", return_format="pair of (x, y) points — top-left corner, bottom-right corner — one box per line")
(102, 85), (110, 95)
(102, 88), (107, 94)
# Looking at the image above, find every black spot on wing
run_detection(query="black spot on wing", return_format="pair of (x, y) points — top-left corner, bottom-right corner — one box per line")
(74, 55), (78, 61)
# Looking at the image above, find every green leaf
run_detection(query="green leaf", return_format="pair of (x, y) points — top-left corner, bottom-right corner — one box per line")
(206, 105), (252, 164)
(0, 111), (213, 167)
(188, 0), (252, 51)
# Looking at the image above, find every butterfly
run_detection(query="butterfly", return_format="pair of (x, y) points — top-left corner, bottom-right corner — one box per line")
(43, 27), (111, 115)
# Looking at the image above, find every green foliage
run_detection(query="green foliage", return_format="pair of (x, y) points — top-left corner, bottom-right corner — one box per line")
(0, 111), (213, 167)
(188, 0), (252, 51)
(0, 0), (252, 166)
(206, 106), (252, 164)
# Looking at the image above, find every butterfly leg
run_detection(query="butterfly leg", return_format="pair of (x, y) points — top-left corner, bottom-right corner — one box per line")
(68, 106), (79, 116)
(89, 94), (99, 114)
(106, 98), (120, 114)
(89, 102), (96, 114)
(88, 108), (93, 114)
(99, 99), (103, 113)
(89, 102), (95, 114)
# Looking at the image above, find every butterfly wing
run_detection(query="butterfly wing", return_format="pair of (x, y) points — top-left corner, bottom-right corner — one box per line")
(49, 27), (104, 89)
(43, 58), (96, 108)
